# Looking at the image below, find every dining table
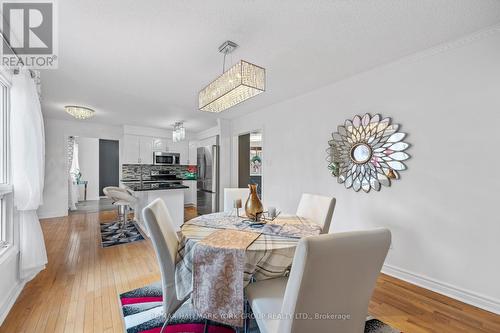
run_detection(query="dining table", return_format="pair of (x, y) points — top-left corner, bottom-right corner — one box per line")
(174, 212), (322, 327)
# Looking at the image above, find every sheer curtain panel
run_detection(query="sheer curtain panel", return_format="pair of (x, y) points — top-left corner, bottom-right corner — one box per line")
(11, 69), (47, 280)
(68, 137), (79, 210)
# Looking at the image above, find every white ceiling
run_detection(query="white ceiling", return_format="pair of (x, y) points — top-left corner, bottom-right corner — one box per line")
(40, 0), (500, 132)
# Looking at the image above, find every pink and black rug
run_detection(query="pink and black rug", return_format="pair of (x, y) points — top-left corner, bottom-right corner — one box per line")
(119, 282), (401, 333)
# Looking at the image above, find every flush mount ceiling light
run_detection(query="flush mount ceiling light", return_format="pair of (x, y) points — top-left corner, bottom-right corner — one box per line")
(64, 105), (95, 120)
(173, 121), (186, 143)
(199, 41), (266, 113)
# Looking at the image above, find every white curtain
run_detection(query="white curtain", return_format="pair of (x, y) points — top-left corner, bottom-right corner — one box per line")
(70, 140), (80, 177)
(68, 139), (79, 210)
(11, 69), (47, 280)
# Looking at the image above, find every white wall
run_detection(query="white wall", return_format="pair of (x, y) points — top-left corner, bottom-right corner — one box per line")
(124, 124), (172, 138)
(218, 119), (232, 205)
(229, 29), (500, 313)
(76, 137), (100, 200)
(196, 125), (219, 142)
(38, 118), (124, 218)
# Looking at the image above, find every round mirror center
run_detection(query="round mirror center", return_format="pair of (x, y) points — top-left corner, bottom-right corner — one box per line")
(351, 143), (372, 164)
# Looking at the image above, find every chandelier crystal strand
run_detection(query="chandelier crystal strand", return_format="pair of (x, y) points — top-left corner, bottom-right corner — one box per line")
(179, 125), (185, 141)
(173, 123), (178, 143)
(172, 122), (185, 143)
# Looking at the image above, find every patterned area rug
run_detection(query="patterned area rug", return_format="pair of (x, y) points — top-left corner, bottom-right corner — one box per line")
(119, 282), (401, 333)
(101, 220), (144, 247)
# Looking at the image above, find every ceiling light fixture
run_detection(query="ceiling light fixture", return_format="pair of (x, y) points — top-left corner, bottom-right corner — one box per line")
(198, 40), (265, 113)
(173, 121), (186, 143)
(64, 105), (95, 120)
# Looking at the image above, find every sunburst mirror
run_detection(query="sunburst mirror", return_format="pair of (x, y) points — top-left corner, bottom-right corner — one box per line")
(327, 113), (410, 192)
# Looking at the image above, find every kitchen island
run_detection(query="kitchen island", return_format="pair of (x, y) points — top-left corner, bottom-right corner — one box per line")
(124, 182), (189, 235)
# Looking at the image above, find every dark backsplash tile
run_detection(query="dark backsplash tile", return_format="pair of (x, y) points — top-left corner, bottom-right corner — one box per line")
(122, 164), (197, 181)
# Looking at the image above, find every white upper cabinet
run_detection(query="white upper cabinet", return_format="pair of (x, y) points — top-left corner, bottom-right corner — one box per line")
(123, 134), (141, 164)
(152, 138), (168, 152)
(139, 136), (153, 164)
(188, 140), (198, 165)
(123, 135), (153, 164)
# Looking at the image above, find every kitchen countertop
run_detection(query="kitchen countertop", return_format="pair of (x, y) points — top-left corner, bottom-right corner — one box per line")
(124, 182), (189, 191)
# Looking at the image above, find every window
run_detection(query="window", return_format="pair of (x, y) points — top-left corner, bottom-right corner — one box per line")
(0, 73), (12, 250)
(0, 77), (8, 183)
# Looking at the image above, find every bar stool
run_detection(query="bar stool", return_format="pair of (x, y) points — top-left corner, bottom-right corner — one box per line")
(103, 186), (137, 238)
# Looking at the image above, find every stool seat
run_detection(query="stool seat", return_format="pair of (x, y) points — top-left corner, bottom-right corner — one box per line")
(103, 186), (136, 205)
(113, 200), (132, 206)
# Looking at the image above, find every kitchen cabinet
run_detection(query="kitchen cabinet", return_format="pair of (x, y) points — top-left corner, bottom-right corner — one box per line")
(139, 136), (153, 164)
(152, 138), (168, 151)
(123, 134), (153, 164)
(188, 140), (198, 165)
(131, 187), (185, 233)
(123, 134), (140, 164)
(182, 180), (197, 206)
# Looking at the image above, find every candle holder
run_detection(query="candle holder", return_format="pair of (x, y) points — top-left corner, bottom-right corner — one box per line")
(233, 199), (242, 217)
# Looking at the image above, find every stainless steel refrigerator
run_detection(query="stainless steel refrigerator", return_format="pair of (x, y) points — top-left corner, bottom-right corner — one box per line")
(197, 143), (219, 215)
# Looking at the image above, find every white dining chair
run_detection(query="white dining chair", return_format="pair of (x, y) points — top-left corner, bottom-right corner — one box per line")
(295, 193), (336, 233)
(142, 198), (187, 332)
(246, 229), (391, 333)
(223, 188), (250, 213)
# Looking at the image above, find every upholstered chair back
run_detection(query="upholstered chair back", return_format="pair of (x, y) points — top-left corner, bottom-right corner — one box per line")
(279, 229), (391, 333)
(223, 188), (250, 213)
(296, 193), (336, 233)
(143, 198), (183, 316)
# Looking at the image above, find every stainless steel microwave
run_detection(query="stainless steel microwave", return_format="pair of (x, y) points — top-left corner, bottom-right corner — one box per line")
(153, 152), (180, 165)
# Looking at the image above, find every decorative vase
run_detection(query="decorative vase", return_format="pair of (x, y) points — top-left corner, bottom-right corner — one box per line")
(245, 184), (263, 221)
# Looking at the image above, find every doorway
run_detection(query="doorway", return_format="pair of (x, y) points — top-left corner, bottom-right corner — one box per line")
(238, 131), (263, 196)
(99, 139), (120, 196)
(67, 136), (119, 212)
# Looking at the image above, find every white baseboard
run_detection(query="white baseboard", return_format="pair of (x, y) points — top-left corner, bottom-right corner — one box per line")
(382, 264), (500, 315)
(0, 281), (26, 325)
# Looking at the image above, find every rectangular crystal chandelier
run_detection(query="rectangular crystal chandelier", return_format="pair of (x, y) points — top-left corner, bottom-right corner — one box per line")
(172, 122), (185, 143)
(199, 60), (265, 113)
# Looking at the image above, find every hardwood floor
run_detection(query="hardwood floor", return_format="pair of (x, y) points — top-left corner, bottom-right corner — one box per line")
(370, 275), (500, 332)
(1, 208), (499, 333)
